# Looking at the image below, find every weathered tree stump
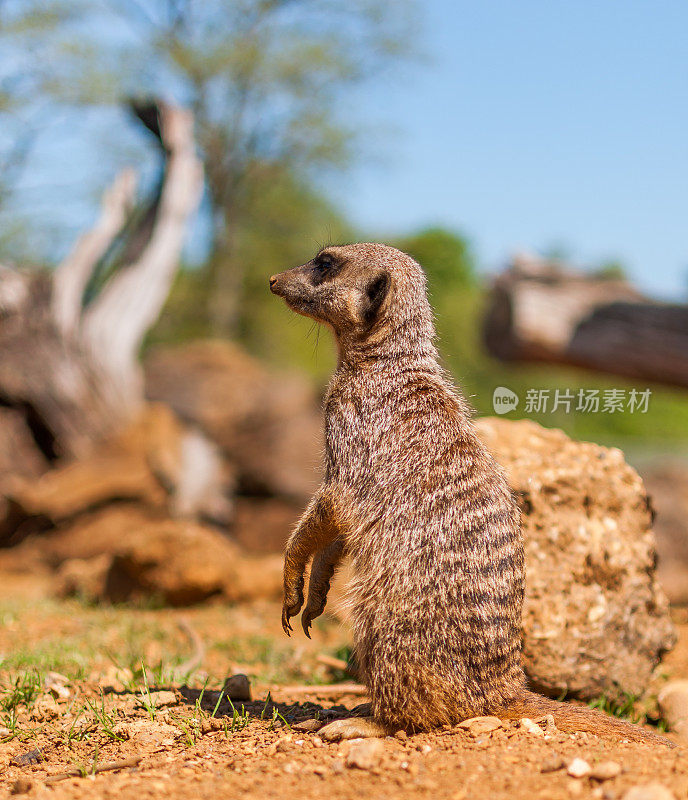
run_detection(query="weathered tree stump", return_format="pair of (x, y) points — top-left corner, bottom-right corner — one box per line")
(0, 100), (203, 461)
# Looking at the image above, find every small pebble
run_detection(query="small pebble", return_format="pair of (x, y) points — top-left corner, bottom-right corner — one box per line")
(658, 680), (688, 741)
(457, 716), (502, 736)
(567, 758), (592, 778)
(11, 748), (44, 767)
(223, 674), (251, 702)
(590, 761), (622, 781)
(345, 738), (384, 770)
(44, 672), (70, 700)
(10, 778), (32, 795)
(621, 784), (676, 800)
(148, 690), (177, 708)
(519, 717), (545, 737)
(293, 718), (323, 732)
(541, 755), (565, 773)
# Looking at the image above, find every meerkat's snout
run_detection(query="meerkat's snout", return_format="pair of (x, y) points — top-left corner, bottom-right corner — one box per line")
(267, 265), (315, 316)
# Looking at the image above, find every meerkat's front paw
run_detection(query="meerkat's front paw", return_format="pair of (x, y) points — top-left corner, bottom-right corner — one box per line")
(318, 716), (391, 741)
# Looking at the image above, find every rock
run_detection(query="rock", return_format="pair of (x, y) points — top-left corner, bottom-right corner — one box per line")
(519, 717), (545, 737)
(475, 418), (675, 704)
(657, 680), (688, 740)
(7, 405), (175, 521)
(223, 674), (251, 701)
(145, 341), (323, 504)
(200, 717), (223, 734)
(232, 497), (302, 554)
(148, 691), (178, 708)
(345, 739), (384, 770)
(37, 505), (282, 606)
(457, 716), (502, 736)
(52, 554), (112, 603)
(590, 761), (622, 781)
(0, 407), (49, 543)
(6, 404), (230, 527)
(567, 758), (592, 778)
(10, 777), (32, 795)
(639, 461), (688, 606)
(118, 719), (179, 747)
(621, 784), (676, 800)
(293, 719), (324, 732)
(43, 671), (70, 699)
(541, 755), (565, 773)
(538, 713), (557, 734)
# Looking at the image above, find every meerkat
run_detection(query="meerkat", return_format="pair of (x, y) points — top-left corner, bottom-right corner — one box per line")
(269, 243), (673, 746)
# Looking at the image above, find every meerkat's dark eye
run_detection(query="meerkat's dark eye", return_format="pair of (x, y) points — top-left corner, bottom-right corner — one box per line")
(316, 255), (334, 271)
(312, 254), (336, 283)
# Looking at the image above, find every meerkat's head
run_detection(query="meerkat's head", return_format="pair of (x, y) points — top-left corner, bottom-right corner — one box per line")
(269, 243), (433, 350)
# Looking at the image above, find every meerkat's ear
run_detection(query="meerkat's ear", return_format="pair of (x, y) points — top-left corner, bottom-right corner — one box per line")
(362, 271), (390, 325)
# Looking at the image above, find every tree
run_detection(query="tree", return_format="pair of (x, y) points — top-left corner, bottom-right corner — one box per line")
(0, 0), (417, 335)
(396, 227), (475, 293)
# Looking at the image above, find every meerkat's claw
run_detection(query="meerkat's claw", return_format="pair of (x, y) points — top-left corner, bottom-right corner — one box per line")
(282, 589), (304, 636)
(301, 605), (321, 638)
(318, 716), (390, 741)
(281, 608), (294, 636)
(301, 615), (312, 638)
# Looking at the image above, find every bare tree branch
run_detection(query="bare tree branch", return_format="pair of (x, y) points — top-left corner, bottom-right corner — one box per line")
(52, 168), (137, 336)
(83, 101), (203, 402)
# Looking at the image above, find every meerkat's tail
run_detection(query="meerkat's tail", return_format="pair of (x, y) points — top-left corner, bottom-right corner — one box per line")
(500, 690), (676, 748)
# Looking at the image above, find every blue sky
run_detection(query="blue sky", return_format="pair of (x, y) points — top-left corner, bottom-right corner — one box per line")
(337, 0), (687, 299)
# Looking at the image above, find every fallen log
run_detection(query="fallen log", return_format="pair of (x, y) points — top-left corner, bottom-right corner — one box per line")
(483, 253), (688, 387)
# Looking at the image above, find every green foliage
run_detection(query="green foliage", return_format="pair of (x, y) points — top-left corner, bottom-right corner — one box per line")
(593, 259), (627, 280)
(589, 692), (642, 723)
(395, 226), (475, 290)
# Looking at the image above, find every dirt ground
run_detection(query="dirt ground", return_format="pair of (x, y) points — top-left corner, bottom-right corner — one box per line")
(1, 578), (687, 800)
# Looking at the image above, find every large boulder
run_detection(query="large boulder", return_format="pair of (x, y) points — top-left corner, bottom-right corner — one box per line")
(475, 417), (675, 703)
(145, 340), (323, 503)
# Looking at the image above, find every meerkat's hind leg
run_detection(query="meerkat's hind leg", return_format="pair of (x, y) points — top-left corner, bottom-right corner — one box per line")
(318, 716), (392, 741)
